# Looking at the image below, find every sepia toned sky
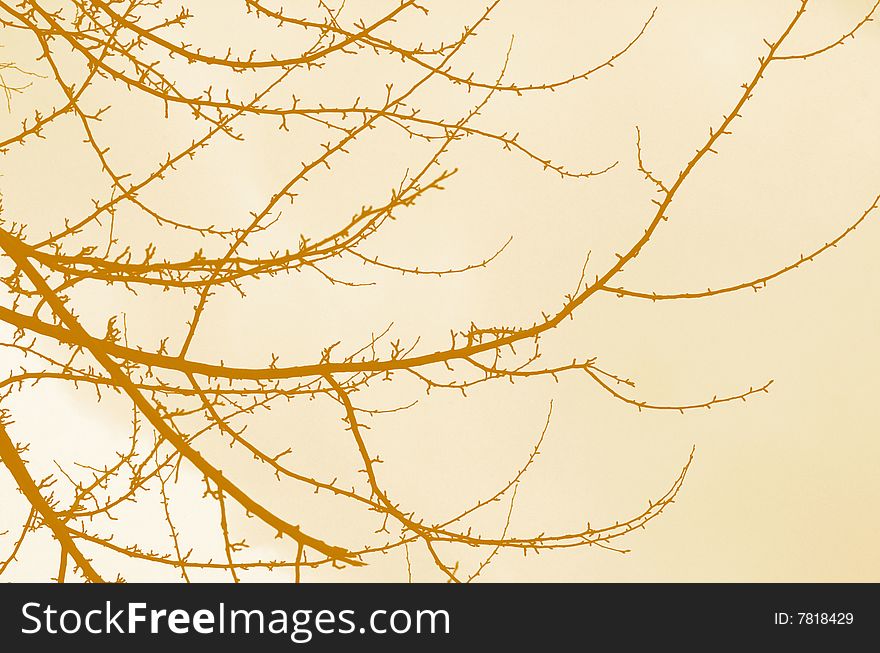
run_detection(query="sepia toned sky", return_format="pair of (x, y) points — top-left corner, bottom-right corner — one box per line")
(1, 0), (879, 582)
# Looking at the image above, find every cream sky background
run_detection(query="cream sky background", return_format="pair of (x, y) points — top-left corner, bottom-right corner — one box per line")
(0, 0), (878, 581)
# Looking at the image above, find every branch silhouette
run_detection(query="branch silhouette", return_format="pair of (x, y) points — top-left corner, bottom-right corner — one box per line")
(0, 0), (875, 582)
